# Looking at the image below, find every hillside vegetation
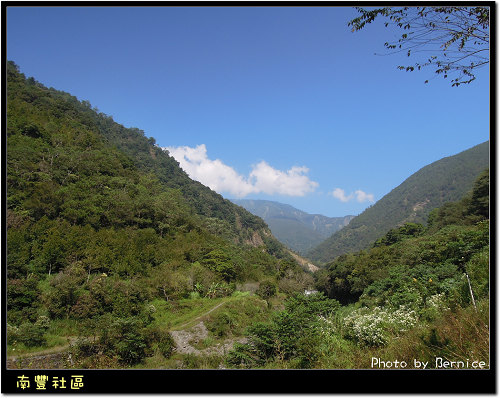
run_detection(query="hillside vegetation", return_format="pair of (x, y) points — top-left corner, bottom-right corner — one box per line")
(6, 61), (489, 371)
(308, 141), (489, 264)
(6, 61), (314, 368)
(232, 199), (354, 254)
(226, 170), (489, 369)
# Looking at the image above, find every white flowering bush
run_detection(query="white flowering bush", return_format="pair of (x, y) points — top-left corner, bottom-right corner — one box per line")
(343, 307), (388, 346)
(341, 305), (418, 347)
(421, 292), (451, 321)
(385, 306), (418, 333)
(34, 315), (51, 330)
(427, 293), (450, 311)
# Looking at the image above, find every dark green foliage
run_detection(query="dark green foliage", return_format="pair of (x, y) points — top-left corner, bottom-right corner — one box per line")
(319, 171), (489, 311)
(17, 321), (47, 347)
(256, 280), (277, 299)
(227, 293), (340, 368)
(152, 329), (175, 359)
(108, 318), (148, 365)
(7, 278), (41, 324)
(7, 62), (308, 367)
(74, 309), (168, 366)
(207, 311), (237, 337)
(202, 249), (236, 282)
(466, 246), (489, 301)
(308, 143), (489, 263)
(468, 168), (489, 218)
(373, 222), (424, 247)
(426, 168), (489, 232)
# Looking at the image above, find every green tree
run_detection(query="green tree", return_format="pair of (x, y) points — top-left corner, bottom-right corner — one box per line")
(42, 264), (86, 319)
(7, 278), (41, 324)
(468, 168), (489, 218)
(109, 317), (148, 365)
(202, 248), (236, 282)
(256, 280), (277, 299)
(374, 223), (424, 247)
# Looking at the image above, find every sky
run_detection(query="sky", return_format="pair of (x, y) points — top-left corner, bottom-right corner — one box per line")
(6, 6), (490, 217)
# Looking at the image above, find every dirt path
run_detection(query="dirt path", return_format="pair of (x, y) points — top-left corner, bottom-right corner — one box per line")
(7, 337), (78, 368)
(170, 300), (247, 357)
(175, 301), (227, 330)
(170, 321), (247, 356)
(8, 300), (245, 368)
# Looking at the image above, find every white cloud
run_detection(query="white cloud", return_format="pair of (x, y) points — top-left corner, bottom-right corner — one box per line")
(250, 161), (318, 197)
(354, 190), (375, 203)
(330, 188), (374, 203)
(331, 188), (353, 202)
(163, 144), (318, 198)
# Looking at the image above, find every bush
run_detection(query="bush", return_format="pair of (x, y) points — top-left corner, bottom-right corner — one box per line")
(343, 305), (418, 347)
(207, 311), (236, 337)
(256, 280), (277, 299)
(7, 324), (20, 345)
(227, 293), (340, 368)
(17, 321), (47, 347)
(421, 293), (451, 321)
(466, 245), (489, 300)
(111, 318), (147, 365)
(145, 327), (175, 358)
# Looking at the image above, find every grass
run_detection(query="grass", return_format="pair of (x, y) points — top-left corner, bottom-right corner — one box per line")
(204, 295), (270, 338)
(7, 334), (69, 357)
(150, 292), (273, 332)
(151, 296), (230, 330)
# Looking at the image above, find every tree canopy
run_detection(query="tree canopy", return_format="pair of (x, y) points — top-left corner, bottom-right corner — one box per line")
(349, 6), (490, 86)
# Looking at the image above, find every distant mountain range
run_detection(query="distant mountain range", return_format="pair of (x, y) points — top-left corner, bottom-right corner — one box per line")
(307, 141), (489, 264)
(231, 199), (355, 255)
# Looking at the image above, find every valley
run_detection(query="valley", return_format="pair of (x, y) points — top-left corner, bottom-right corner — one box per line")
(232, 199), (354, 255)
(6, 62), (490, 374)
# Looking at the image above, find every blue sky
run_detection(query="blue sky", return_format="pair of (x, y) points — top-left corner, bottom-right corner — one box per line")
(7, 6), (490, 217)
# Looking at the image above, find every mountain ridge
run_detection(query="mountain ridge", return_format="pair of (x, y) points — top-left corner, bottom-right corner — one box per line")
(231, 199), (354, 254)
(307, 141), (489, 264)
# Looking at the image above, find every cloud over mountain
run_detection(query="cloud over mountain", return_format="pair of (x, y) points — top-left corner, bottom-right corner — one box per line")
(164, 144), (318, 198)
(330, 188), (374, 203)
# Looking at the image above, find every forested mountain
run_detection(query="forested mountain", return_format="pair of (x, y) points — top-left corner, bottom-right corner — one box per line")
(231, 199), (354, 254)
(5, 61), (490, 372)
(308, 141), (489, 264)
(6, 60), (281, 250)
(6, 61), (314, 367)
(228, 170), (489, 369)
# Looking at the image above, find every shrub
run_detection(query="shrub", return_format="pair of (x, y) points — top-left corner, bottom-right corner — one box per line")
(7, 324), (20, 345)
(226, 293), (340, 368)
(421, 293), (451, 321)
(145, 327), (175, 358)
(112, 319), (148, 365)
(17, 321), (47, 347)
(466, 245), (489, 300)
(343, 305), (418, 347)
(256, 280), (277, 299)
(207, 311), (236, 337)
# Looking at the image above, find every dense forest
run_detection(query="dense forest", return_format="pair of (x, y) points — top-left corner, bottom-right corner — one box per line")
(6, 61), (314, 368)
(308, 141), (489, 264)
(6, 62), (489, 371)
